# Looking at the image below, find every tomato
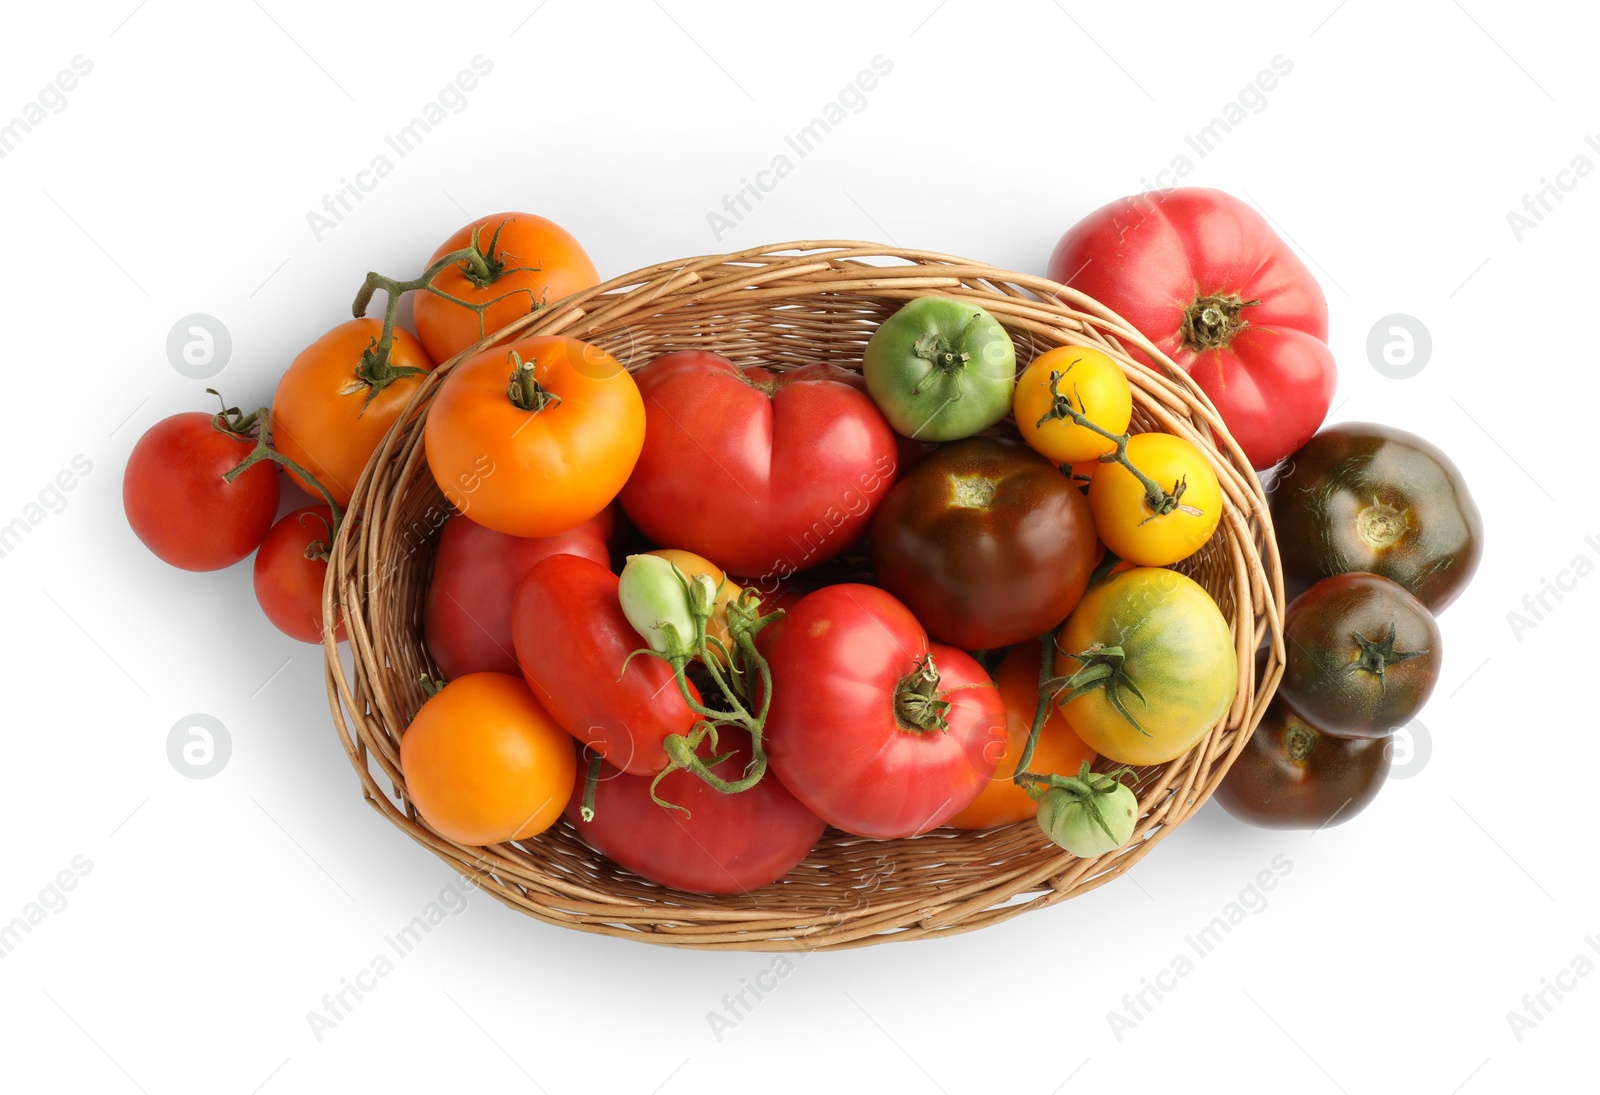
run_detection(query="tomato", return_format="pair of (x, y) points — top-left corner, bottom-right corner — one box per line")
(765, 584), (1005, 838)
(400, 673), (575, 844)
(870, 437), (1098, 650)
(425, 336), (644, 537)
(1088, 433), (1222, 566)
(1214, 689), (1391, 829)
(424, 507), (614, 680)
(1055, 567), (1237, 766)
(862, 296), (1017, 442)
(946, 641), (1097, 830)
(1047, 187), (1336, 470)
(1270, 423), (1482, 612)
(412, 212), (600, 364)
(511, 553), (699, 775)
(1281, 573), (1441, 739)
(618, 352), (900, 580)
(253, 506), (345, 644)
(1013, 346), (1132, 465)
(566, 728), (825, 894)
(123, 412), (279, 571)
(643, 548), (743, 663)
(271, 319), (435, 507)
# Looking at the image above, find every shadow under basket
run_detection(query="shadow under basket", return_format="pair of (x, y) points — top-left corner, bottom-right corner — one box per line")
(322, 241), (1287, 951)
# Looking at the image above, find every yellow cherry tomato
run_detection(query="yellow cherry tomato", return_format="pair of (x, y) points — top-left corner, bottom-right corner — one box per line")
(1014, 346), (1133, 465)
(1088, 433), (1222, 566)
(645, 548), (744, 663)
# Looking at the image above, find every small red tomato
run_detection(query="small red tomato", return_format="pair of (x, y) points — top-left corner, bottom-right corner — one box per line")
(253, 506), (345, 644)
(123, 412), (279, 571)
(424, 507), (614, 680)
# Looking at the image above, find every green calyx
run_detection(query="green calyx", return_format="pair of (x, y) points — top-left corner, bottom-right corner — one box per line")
(1045, 642), (1151, 739)
(506, 351), (561, 412)
(1033, 762), (1140, 856)
(894, 655), (951, 733)
(1346, 623), (1427, 689)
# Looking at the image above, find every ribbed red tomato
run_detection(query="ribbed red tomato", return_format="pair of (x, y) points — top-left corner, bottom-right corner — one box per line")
(1048, 188), (1335, 469)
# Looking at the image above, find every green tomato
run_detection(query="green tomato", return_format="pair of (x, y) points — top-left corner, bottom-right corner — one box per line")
(863, 297), (1016, 441)
(1035, 764), (1139, 856)
(617, 553), (701, 657)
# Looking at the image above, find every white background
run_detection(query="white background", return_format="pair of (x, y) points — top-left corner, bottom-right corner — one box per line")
(0, 1), (1585, 1092)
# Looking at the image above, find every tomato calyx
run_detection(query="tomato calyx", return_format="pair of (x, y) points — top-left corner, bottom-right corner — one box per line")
(1346, 623), (1427, 688)
(344, 339), (429, 411)
(894, 655), (952, 733)
(418, 674), (446, 699)
(1180, 292), (1259, 353)
(505, 351), (562, 412)
(1046, 641), (1152, 739)
(298, 508), (337, 563)
(912, 329), (973, 379)
(458, 220), (543, 290)
(1039, 370), (1204, 523)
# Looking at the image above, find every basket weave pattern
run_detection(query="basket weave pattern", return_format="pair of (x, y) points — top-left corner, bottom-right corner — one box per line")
(323, 242), (1286, 950)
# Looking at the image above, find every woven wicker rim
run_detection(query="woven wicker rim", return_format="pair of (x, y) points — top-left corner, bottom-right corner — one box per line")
(321, 241), (1287, 950)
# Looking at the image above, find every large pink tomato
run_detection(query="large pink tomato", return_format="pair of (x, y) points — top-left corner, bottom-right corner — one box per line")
(1047, 187), (1336, 469)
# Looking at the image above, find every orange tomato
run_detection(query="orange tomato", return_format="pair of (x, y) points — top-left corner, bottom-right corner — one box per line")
(644, 548), (743, 662)
(413, 212), (600, 364)
(424, 336), (645, 537)
(271, 319), (435, 507)
(945, 641), (1097, 829)
(400, 672), (576, 845)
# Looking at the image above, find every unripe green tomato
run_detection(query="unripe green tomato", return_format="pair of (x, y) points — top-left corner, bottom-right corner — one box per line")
(1036, 781), (1138, 856)
(618, 553), (695, 656)
(863, 297), (1016, 442)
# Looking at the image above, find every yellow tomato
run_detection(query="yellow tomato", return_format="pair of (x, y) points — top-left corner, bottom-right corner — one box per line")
(1014, 346), (1133, 465)
(1088, 433), (1222, 566)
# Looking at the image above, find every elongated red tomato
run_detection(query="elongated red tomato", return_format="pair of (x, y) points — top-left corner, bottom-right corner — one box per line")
(510, 553), (698, 775)
(424, 507), (614, 679)
(765, 584), (1005, 838)
(1048, 188), (1335, 469)
(566, 729), (825, 894)
(618, 352), (900, 581)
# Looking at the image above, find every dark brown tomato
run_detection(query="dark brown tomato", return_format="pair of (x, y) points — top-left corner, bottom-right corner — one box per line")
(1269, 423), (1482, 612)
(1281, 572), (1441, 739)
(869, 437), (1098, 650)
(1214, 691), (1392, 829)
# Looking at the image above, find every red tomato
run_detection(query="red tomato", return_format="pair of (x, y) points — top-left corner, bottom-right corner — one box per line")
(424, 507), (614, 680)
(618, 352), (900, 581)
(1047, 188), (1336, 469)
(765, 584), (1006, 838)
(510, 553), (699, 775)
(566, 729), (825, 894)
(123, 412), (279, 571)
(253, 506), (345, 644)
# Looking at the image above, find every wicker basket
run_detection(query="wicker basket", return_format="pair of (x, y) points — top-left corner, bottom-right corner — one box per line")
(322, 241), (1287, 950)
